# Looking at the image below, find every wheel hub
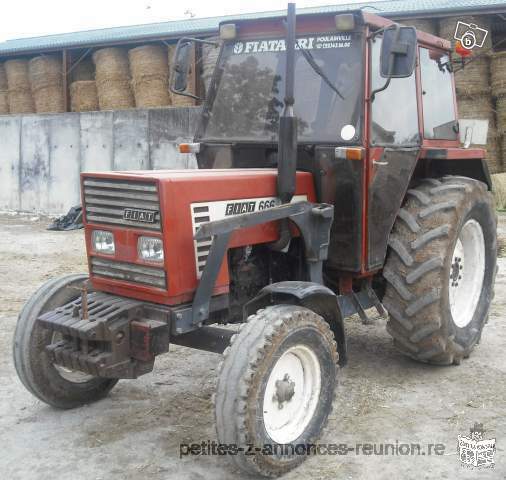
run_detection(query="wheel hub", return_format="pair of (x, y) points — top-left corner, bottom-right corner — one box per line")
(262, 345), (321, 444)
(449, 219), (485, 328)
(274, 374), (296, 408)
(450, 256), (463, 287)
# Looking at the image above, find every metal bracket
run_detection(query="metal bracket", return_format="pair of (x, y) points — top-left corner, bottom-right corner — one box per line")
(191, 201), (334, 325)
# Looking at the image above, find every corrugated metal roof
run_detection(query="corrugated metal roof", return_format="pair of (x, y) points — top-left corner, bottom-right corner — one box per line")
(0, 0), (505, 55)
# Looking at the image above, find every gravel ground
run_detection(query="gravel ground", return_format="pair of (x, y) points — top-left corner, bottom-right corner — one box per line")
(0, 212), (504, 479)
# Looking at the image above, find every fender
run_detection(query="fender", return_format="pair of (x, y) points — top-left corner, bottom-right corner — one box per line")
(245, 281), (347, 365)
(423, 156), (492, 190)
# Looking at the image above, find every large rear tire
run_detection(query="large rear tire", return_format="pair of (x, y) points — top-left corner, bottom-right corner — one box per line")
(383, 176), (497, 365)
(215, 305), (338, 477)
(13, 274), (118, 409)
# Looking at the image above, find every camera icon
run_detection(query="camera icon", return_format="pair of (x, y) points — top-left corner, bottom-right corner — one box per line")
(454, 21), (488, 50)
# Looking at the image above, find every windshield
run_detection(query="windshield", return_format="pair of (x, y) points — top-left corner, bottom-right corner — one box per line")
(199, 32), (364, 143)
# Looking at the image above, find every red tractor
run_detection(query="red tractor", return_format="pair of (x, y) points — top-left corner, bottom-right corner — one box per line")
(13, 5), (496, 477)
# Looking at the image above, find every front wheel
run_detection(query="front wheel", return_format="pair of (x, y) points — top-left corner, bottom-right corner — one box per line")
(383, 176), (497, 365)
(13, 274), (118, 409)
(215, 305), (338, 477)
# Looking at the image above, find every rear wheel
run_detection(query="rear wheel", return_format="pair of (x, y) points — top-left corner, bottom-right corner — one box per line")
(215, 305), (338, 477)
(383, 176), (497, 365)
(13, 274), (118, 409)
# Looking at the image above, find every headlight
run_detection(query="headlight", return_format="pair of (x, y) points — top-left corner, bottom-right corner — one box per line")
(138, 236), (164, 263)
(92, 230), (115, 255)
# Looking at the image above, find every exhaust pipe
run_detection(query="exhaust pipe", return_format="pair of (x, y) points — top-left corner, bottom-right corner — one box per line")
(271, 3), (297, 252)
(277, 2), (298, 204)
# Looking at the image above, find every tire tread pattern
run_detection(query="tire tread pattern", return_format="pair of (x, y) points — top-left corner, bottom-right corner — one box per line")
(383, 176), (496, 365)
(214, 305), (338, 477)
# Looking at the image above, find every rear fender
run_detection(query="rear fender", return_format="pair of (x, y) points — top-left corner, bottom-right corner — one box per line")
(424, 158), (492, 190)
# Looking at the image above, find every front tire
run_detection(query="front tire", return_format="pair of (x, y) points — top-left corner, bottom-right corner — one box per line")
(215, 305), (338, 477)
(13, 274), (118, 409)
(383, 176), (497, 365)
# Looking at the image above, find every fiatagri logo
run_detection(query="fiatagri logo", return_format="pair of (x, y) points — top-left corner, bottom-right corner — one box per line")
(232, 35), (352, 55)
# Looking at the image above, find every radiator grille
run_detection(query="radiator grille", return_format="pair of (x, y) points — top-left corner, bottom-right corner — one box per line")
(83, 178), (161, 231)
(90, 257), (166, 289)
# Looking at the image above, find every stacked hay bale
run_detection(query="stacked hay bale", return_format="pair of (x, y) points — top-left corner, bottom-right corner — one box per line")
(0, 63), (9, 114)
(128, 44), (171, 108)
(398, 18), (438, 36)
(28, 55), (64, 113)
(5, 59), (34, 114)
(439, 16), (500, 172)
(93, 47), (134, 110)
(491, 51), (506, 172)
(69, 56), (98, 112)
(70, 81), (98, 112)
(167, 44), (195, 107)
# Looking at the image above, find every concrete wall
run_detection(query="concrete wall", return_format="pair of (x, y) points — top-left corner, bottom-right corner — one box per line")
(0, 107), (202, 214)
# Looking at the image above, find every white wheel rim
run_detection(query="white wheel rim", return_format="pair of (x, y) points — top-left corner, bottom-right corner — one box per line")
(51, 332), (95, 384)
(449, 219), (485, 328)
(262, 345), (321, 444)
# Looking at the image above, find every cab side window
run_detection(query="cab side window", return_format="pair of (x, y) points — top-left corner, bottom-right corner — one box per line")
(419, 48), (458, 140)
(370, 36), (419, 146)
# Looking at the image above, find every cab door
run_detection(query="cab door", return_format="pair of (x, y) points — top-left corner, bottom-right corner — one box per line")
(366, 33), (421, 270)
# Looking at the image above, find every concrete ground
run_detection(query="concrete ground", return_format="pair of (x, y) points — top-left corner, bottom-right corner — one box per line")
(0, 212), (504, 479)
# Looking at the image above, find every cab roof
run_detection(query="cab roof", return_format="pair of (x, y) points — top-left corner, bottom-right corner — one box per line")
(221, 9), (451, 51)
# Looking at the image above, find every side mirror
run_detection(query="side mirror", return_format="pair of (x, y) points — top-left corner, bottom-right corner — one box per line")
(380, 25), (417, 78)
(171, 39), (194, 93)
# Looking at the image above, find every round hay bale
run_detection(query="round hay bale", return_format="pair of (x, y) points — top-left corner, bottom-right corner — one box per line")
(95, 78), (134, 110)
(70, 81), (98, 112)
(167, 45), (195, 107)
(8, 89), (34, 114)
(128, 44), (168, 79)
(0, 90), (9, 114)
(93, 47), (130, 83)
(491, 172), (506, 209)
(0, 63), (7, 91)
(131, 76), (170, 108)
(398, 18), (438, 36)
(496, 94), (506, 133)
(128, 44), (170, 108)
(70, 58), (95, 82)
(491, 51), (506, 98)
(439, 16), (492, 52)
(5, 59), (31, 91)
(454, 56), (490, 96)
(28, 55), (62, 91)
(32, 85), (64, 113)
